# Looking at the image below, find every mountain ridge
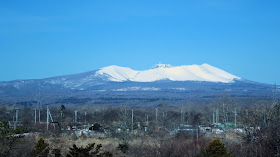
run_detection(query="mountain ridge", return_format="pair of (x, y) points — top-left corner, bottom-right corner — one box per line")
(0, 63), (275, 106)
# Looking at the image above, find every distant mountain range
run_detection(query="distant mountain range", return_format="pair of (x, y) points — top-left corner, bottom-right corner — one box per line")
(0, 64), (276, 106)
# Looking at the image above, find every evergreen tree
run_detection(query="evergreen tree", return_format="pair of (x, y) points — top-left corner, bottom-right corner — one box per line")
(203, 138), (232, 157)
(66, 143), (112, 157)
(0, 120), (25, 156)
(32, 137), (49, 157)
(117, 143), (129, 156)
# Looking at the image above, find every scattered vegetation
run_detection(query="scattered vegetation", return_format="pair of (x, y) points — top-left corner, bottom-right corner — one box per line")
(0, 94), (279, 156)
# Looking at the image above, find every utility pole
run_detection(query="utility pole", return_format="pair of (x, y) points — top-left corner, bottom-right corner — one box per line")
(38, 108), (41, 123)
(34, 109), (37, 126)
(187, 106), (190, 125)
(46, 106), (54, 130)
(125, 106), (127, 122)
(144, 114), (148, 122)
(60, 111), (63, 128)
(180, 110), (183, 124)
(222, 103), (225, 123)
(37, 87), (41, 123)
(131, 109), (134, 133)
(155, 108), (158, 127)
(234, 108), (237, 127)
(47, 106), (49, 130)
(216, 108), (219, 123)
(74, 110), (78, 123)
(84, 111), (87, 124)
(163, 112), (167, 129)
(213, 108), (215, 124)
(14, 108), (20, 130)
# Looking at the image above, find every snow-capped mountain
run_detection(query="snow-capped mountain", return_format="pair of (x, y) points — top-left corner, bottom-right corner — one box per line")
(96, 64), (241, 83)
(0, 63), (274, 106)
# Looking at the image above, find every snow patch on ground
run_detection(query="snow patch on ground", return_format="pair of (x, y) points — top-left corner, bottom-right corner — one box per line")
(113, 87), (160, 91)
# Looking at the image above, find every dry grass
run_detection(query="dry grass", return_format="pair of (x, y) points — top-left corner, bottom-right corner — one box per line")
(32, 131), (245, 156)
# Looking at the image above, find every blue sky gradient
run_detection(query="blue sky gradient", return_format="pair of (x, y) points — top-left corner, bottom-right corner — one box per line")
(0, 0), (280, 84)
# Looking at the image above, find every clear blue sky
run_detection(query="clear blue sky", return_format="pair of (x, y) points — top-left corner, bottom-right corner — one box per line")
(0, 0), (279, 84)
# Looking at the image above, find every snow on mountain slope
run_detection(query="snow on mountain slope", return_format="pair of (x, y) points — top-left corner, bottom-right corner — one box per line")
(96, 65), (139, 82)
(95, 64), (241, 83)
